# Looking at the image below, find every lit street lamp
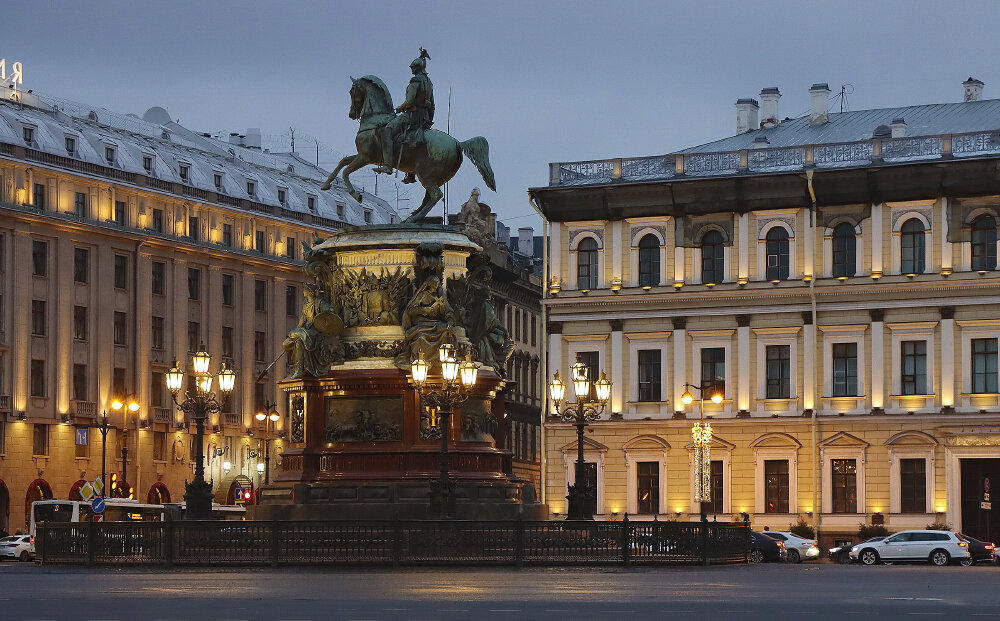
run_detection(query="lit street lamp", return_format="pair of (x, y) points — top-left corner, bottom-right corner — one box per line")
(166, 344), (237, 520)
(680, 382), (724, 524)
(548, 357), (612, 520)
(111, 395), (140, 498)
(95, 410), (113, 498)
(255, 402), (280, 485)
(411, 344), (480, 518)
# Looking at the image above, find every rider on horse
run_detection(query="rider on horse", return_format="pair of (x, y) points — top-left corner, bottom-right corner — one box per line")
(373, 48), (435, 184)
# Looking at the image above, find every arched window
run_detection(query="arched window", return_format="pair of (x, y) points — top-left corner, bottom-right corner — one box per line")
(577, 237), (599, 290)
(971, 215), (997, 272)
(832, 223), (857, 278)
(701, 230), (725, 285)
(765, 227), (790, 281)
(637, 234), (660, 287)
(900, 218), (925, 275)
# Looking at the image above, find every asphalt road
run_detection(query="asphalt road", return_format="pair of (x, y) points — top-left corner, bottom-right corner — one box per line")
(2, 561), (999, 620)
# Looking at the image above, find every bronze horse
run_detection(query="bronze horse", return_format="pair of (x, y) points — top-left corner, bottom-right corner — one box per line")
(320, 75), (496, 223)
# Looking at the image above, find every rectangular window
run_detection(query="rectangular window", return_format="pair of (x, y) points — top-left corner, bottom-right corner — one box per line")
(214, 173), (223, 190)
(72, 364), (88, 401)
(153, 431), (166, 461)
(700, 347), (726, 397)
(23, 126), (34, 143)
(73, 306), (88, 340)
(222, 274), (234, 306)
(31, 300), (46, 336)
(364, 210), (372, 224)
(286, 237), (296, 259)
(150, 372), (164, 408)
(0, 421), (5, 454)
(188, 217), (199, 241)
(33, 183), (45, 209)
(577, 351), (600, 402)
(151, 208), (163, 233)
(179, 163), (189, 181)
(151, 261), (165, 295)
(65, 136), (75, 154)
(277, 188), (286, 205)
(105, 146), (116, 165)
(636, 462), (659, 514)
(254, 331), (266, 362)
(246, 180), (256, 197)
(254, 279), (266, 311)
(143, 155), (153, 173)
(112, 367), (126, 397)
(832, 342), (858, 397)
(73, 248), (89, 283)
(151, 316), (164, 350)
(637, 349), (661, 402)
(33, 424), (48, 456)
(900, 458), (926, 514)
(309, 196), (318, 213)
(113, 311), (127, 345)
(30, 359), (45, 397)
(972, 338), (999, 394)
(708, 460), (724, 515)
(901, 340), (927, 395)
(188, 268), (201, 300)
(531, 317), (537, 347)
(286, 285), (297, 317)
(114, 255), (128, 289)
(74, 192), (86, 217)
(114, 200), (126, 226)
(765, 345), (791, 399)
(222, 224), (233, 247)
(222, 326), (234, 359)
(255, 231), (266, 253)
(187, 322), (200, 353)
(32, 240), (47, 276)
(831, 459), (858, 513)
(764, 459), (790, 513)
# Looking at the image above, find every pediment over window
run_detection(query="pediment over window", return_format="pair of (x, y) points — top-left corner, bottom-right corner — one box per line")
(751, 432), (802, 449)
(885, 430), (938, 447)
(622, 434), (670, 451)
(818, 431), (869, 449)
(560, 436), (609, 453)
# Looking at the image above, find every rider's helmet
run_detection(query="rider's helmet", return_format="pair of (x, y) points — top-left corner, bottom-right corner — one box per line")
(410, 48), (430, 72)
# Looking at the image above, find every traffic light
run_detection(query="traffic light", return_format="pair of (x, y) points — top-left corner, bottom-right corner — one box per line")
(243, 489), (253, 504)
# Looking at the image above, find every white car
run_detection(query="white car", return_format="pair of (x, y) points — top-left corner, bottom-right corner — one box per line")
(761, 531), (820, 563)
(849, 530), (970, 566)
(0, 535), (34, 562)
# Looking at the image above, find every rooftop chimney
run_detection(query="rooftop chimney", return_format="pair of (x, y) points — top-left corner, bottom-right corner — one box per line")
(244, 127), (262, 150)
(760, 87), (781, 128)
(809, 83), (831, 125)
(890, 118), (907, 138)
(517, 227), (534, 256)
(736, 98), (759, 135)
(964, 77), (984, 102)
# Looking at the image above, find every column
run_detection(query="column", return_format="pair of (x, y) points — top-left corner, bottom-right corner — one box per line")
(546, 322), (562, 417)
(97, 244), (117, 409)
(610, 319), (623, 415)
(736, 315), (751, 417)
(172, 259), (188, 363)
(271, 276), (286, 423)
(870, 309), (884, 414)
(940, 197), (952, 274)
(241, 273), (256, 428)
(940, 306), (955, 412)
(549, 224), (561, 289)
(610, 221), (622, 287)
(672, 317), (686, 417)
(803, 208), (815, 280)
(207, 266), (223, 364)
(55, 236), (73, 416)
(674, 247), (685, 287)
(871, 203), (883, 277)
(135, 251), (152, 498)
(12, 230), (30, 412)
(738, 213), (749, 283)
(802, 311), (815, 412)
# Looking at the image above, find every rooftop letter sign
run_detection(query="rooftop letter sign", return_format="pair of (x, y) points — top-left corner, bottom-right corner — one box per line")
(0, 59), (23, 85)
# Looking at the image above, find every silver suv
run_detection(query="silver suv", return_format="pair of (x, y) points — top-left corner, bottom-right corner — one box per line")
(850, 530), (970, 566)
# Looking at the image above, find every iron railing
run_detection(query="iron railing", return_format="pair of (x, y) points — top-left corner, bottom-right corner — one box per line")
(37, 518), (749, 567)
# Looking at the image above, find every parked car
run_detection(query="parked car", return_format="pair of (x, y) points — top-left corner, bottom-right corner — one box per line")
(0, 535), (34, 562)
(829, 537), (885, 564)
(957, 534), (996, 566)
(749, 530), (787, 563)
(761, 531), (820, 563)
(849, 530), (970, 566)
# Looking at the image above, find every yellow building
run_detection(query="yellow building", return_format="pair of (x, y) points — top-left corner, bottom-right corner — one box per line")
(0, 87), (398, 531)
(530, 79), (1000, 546)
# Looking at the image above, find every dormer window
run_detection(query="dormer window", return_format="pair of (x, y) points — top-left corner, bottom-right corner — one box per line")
(65, 136), (76, 155)
(307, 195), (317, 212)
(277, 188), (286, 206)
(364, 209), (372, 224)
(142, 155), (153, 173)
(336, 202), (345, 218)
(179, 163), (190, 182)
(105, 146), (116, 165)
(23, 126), (34, 144)
(246, 180), (256, 197)
(214, 172), (223, 190)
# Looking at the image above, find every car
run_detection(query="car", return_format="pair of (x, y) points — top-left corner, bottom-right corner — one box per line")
(829, 536), (885, 564)
(761, 531), (820, 563)
(957, 534), (996, 566)
(749, 530), (787, 564)
(849, 530), (970, 566)
(0, 535), (34, 562)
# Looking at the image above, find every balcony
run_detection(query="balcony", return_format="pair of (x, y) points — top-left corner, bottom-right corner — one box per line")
(152, 407), (172, 424)
(224, 412), (242, 428)
(72, 401), (96, 419)
(0, 395), (10, 413)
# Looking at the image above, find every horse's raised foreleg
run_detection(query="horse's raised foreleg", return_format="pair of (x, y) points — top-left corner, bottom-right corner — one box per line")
(340, 156), (369, 205)
(320, 155), (357, 191)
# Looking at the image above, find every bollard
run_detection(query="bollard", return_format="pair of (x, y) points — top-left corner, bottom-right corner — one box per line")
(622, 513), (632, 567)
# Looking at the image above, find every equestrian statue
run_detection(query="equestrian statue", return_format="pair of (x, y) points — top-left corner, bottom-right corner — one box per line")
(320, 49), (496, 223)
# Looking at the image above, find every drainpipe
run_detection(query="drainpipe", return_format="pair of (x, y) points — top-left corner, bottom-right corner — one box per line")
(529, 194), (547, 506)
(806, 170), (820, 545)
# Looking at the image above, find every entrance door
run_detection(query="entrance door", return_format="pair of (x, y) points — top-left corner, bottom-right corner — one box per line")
(960, 458), (1000, 541)
(0, 481), (8, 535)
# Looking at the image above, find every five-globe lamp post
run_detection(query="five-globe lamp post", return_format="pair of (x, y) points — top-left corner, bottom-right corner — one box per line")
(255, 402), (280, 485)
(680, 382), (724, 524)
(410, 343), (480, 518)
(111, 395), (140, 498)
(548, 358), (612, 520)
(165, 344), (237, 520)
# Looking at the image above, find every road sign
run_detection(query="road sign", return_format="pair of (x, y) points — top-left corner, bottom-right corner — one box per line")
(79, 483), (94, 501)
(982, 502), (992, 510)
(93, 514), (103, 522)
(93, 477), (104, 496)
(92, 497), (105, 514)
(234, 488), (246, 507)
(75, 428), (88, 445)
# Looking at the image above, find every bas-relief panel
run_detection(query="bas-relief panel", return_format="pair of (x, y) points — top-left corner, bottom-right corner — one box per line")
(324, 395), (403, 442)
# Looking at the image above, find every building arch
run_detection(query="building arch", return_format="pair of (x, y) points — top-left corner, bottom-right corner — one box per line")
(147, 482), (171, 504)
(68, 480), (87, 501)
(226, 475), (254, 505)
(24, 479), (52, 527)
(751, 432), (802, 449)
(570, 231), (603, 251)
(884, 430), (938, 446)
(757, 219), (794, 241)
(891, 211), (931, 232)
(630, 227), (665, 247)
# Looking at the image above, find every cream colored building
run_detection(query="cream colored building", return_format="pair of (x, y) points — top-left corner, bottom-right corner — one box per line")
(531, 79), (1000, 546)
(0, 88), (397, 531)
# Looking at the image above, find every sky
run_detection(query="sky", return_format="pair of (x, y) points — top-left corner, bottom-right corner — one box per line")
(4, 0), (998, 231)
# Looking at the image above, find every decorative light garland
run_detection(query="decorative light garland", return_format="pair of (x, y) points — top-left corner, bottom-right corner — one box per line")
(692, 420), (713, 503)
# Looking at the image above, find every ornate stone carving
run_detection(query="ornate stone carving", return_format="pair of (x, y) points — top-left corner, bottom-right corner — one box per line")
(324, 396), (403, 442)
(395, 243), (459, 370)
(344, 339), (404, 359)
(459, 398), (498, 443)
(458, 188), (494, 248)
(282, 284), (346, 379)
(341, 267), (409, 327)
(419, 406), (443, 440)
(290, 395), (305, 443)
(447, 252), (513, 373)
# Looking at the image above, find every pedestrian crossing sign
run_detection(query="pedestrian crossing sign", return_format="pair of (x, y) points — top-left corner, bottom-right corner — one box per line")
(93, 477), (104, 496)
(79, 482), (94, 501)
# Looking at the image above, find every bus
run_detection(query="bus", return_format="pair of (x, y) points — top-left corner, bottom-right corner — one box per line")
(30, 499), (245, 537)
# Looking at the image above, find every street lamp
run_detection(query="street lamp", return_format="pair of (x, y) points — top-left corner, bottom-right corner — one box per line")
(548, 357), (612, 520)
(166, 344), (237, 520)
(679, 381), (724, 523)
(95, 409), (113, 498)
(255, 401), (280, 485)
(411, 345), (480, 518)
(111, 394), (140, 499)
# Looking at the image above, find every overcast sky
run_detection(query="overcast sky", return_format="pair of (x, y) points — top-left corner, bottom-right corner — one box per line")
(5, 1), (998, 230)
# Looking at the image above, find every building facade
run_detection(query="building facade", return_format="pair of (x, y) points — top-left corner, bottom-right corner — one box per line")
(0, 87), (397, 531)
(531, 78), (1000, 545)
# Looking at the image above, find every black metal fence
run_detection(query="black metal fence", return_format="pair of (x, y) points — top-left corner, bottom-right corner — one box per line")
(37, 518), (749, 567)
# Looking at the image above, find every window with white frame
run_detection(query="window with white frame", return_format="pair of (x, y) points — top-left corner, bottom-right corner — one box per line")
(700, 230), (726, 285)
(688, 438), (732, 515)
(576, 237), (599, 290)
(820, 325), (867, 401)
(820, 432), (867, 514)
(971, 214), (998, 272)
(831, 222), (858, 278)
(754, 327), (800, 407)
(623, 435), (669, 515)
(889, 322), (936, 399)
(637, 349), (661, 402)
(562, 438), (606, 516)
(756, 218), (796, 282)
(900, 218), (926, 275)
(889, 208), (932, 275)
(637, 234), (660, 287)
(886, 431), (936, 515)
(958, 320), (1000, 397)
(626, 333), (670, 411)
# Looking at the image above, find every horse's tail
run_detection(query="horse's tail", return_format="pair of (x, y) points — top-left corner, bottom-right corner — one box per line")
(459, 136), (496, 192)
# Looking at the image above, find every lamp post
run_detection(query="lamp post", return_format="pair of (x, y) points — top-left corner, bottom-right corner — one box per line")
(548, 357), (612, 520)
(111, 395), (140, 499)
(165, 344), (237, 520)
(679, 382), (724, 523)
(96, 410), (112, 498)
(410, 343), (480, 518)
(255, 401), (280, 485)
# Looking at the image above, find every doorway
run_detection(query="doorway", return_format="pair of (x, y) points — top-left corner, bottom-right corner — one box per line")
(0, 480), (9, 535)
(960, 458), (1000, 541)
